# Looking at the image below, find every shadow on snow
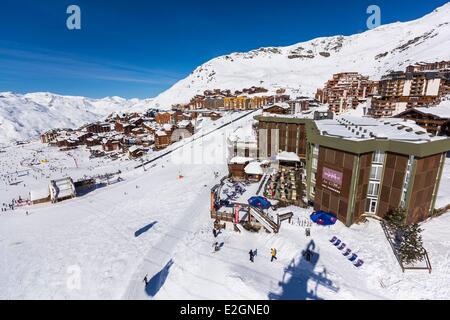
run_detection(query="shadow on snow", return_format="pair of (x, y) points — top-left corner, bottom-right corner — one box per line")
(134, 221), (158, 238)
(145, 259), (174, 297)
(268, 240), (339, 300)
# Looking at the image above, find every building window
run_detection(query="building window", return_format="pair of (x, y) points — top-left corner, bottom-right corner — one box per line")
(367, 181), (380, 197)
(372, 150), (385, 164)
(370, 165), (383, 181)
(365, 198), (378, 214)
(312, 158), (318, 170)
(400, 155), (414, 207)
(313, 144), (319, 156)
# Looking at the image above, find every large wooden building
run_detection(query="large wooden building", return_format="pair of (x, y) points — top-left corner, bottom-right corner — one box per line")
(395, 103), (450, 136)
(315, 72), (377, 114)
(368, 62), (450, 118)
(254, 113), (450, 226)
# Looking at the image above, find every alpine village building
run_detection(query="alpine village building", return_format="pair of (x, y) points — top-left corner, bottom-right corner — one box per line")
(254, 112), (450, 226)
(315, 72), (379, 114)
(368, 61), (450, 118)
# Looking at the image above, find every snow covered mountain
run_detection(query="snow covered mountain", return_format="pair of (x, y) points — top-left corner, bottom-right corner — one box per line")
(152, 2), (450, 106)
(0, 92), (153, 144)
(1, 3), (449, 144)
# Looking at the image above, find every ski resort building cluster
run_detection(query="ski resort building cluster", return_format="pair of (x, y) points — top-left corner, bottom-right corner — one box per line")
(368, 61), (450, 118)
(39, 109), (219, 157)
(315, 73), (379, 114)
(180, 87), (291, 111)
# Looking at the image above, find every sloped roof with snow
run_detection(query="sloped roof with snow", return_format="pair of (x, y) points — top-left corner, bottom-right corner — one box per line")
(276, 151), (301, 162)
(414, 100), (450, 119)
(177, 120), (192, 128)
(229, 156), (254, 164)
(155, 130), (167, 137)
(244, 162), (264, 175)
(264, 102), (290, 110)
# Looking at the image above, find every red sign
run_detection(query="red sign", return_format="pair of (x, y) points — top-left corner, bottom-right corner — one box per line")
(234, 204), (240, 224)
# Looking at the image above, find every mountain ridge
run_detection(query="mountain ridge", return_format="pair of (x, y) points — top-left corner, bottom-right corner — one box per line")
(1, 3), (450, 143)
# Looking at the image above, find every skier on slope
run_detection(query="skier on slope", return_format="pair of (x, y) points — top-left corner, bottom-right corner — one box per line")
(271, 248), (277, 262)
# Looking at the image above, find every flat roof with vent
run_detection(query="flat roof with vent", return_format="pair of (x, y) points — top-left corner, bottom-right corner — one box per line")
(314, 115), (443, 143)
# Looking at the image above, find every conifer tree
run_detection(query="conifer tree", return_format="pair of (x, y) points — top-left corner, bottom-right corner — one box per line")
(384, 207), (407, 243)
(385, 207), (407, 229)
(399, 223), (425, 265)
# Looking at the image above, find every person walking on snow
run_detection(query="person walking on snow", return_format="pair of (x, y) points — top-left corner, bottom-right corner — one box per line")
(249, 249), (254, 262)
(143, 275), (149, 287)
(271, 248), (277, 262)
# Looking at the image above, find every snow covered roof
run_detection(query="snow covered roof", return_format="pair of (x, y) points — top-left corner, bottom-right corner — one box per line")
(264, 102), (290, 110)
(177, 120), (192, 128)
(155, 130), (167, 137)
(163, 124), (173, 131)
(229, 156), (254, 164)
(228, 125), (257, 143)
(244, 161), (264, 175)
(52, 178), (75, 199)
(414, 100), (450, 119)
(315, 114), (444, 143)
(128, 145), (142, 153)
(30, 186), (50, 201)
(276, 151), (301, 162)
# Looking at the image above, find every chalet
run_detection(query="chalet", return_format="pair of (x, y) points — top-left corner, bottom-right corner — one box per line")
(86, 136), (101, 147)
(155, 111), (176, 124)
(115, 121), (134, 134)
(129, 116), (144, 125)
(155, 130), (171, 149)
(102, 139), (121, 152)
(76, 132), (92, 144)
(131, 127), (146, 136)
(143, 121), (157, 134)
(244, 161), (264, 182)
(190, 97), (206, 110)
(395, 102), (450, 136)
(176, 120), (195, 134)
(85, 122), (111, 134)
(228, 157), (254, 181)
(263, 103), (291, 115)
(200, 111), (221, 120)
(171, 121), (194, 143)
(128, 146), (145, 159)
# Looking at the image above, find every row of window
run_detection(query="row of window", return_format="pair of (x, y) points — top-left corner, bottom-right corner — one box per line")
(365, 151), (385, 214)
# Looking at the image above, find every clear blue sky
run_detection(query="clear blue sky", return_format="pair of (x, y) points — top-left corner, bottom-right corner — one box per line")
(0, 0), (448, 99)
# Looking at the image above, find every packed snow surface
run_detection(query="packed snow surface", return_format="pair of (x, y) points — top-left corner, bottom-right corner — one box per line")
(0, 111), (449, 300)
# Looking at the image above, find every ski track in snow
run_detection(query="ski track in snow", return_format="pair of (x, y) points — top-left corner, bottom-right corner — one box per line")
(0, 110), (449, 299)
